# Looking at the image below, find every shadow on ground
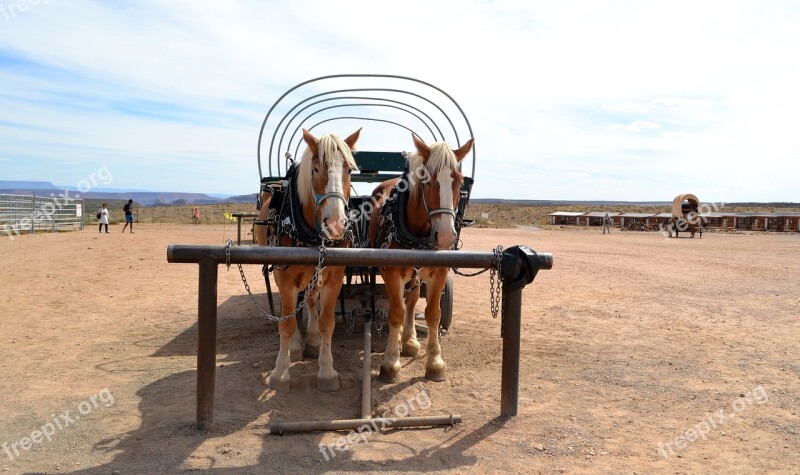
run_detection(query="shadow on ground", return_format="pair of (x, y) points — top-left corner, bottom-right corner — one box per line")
(44, 294), (487, 474)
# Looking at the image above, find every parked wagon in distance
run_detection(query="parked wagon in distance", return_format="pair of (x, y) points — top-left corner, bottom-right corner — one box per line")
(668, 193), (704, 238)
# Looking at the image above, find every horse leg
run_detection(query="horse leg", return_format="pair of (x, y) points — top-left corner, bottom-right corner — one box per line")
(316, 267), (344, 392)
(303, 289), (321, 359)
(423, 269), (448, 382)
(379, 268), (407, 383)
(266, 275), (301, 392)
(267, 267), (313, 390)
(401, 284), (421, 358)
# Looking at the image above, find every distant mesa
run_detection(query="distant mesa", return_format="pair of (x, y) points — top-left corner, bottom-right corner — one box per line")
(0, 180), (58, 190)
(0, 180), (257, 206)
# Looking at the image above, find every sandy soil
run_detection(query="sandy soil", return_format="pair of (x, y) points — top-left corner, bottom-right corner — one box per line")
(0, 224), (798, 474)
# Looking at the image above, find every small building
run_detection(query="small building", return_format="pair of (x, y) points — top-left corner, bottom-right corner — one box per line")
(731, 213), (773, 231)
(548, 211), (585, 225)
(725, 212), (800, 232)
(615, 212), (655, 228)
(699, 212), (726, 228)
(719, 213), (738, 229)
(778, 213), (800, 231)
(581, 211), (619, 226)
(649, 212), (673, 228)
(764, 212), (800, 232)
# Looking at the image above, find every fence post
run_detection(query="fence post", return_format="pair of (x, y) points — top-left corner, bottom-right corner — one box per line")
(31, 193), (36, 233)
(500, 246), (545, 417)
(197, 257), (219, 430)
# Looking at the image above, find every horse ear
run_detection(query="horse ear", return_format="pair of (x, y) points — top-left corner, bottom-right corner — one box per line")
(302, 129), (318, 155)
(344, 128), (362, 150)
(453, 138), (474, 162)
(412, 133), (431, 161)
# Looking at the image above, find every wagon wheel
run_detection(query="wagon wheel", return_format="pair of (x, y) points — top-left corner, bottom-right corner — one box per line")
(439, 274), (454, 333)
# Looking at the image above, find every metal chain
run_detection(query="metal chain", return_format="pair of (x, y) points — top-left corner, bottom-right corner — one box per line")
(375, 309), (387, 336)
(267, 209), (279, 247)
(452, 266), (491, 277)
(404, 268), (421, 294)
(226, 239), (327, 323)
(489, 245), (504, 318)
(344, 309), (356, 335)
(381, 218), (397, 249)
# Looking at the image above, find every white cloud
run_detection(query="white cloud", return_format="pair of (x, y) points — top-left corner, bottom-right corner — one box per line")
(652, 98), (713, 108)
(610, 121), (663, 133)
(603, 103), (650, 114)
(661, 131), (691, 139)
(0, 1), (799, 200)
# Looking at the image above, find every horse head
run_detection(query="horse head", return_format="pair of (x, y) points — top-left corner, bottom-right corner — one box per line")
(298, 128), (361, 241)
(410, 133), (474, 250)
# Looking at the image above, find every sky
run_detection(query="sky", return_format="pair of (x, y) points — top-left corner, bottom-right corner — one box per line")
(1, 0), (799, 202)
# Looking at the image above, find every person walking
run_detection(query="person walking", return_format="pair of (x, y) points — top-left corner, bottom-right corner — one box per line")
(98, 203), (109, 233)
(192, 207), (200, 224)
(602, 213), (612, 234)
(121, 199), (134, 233)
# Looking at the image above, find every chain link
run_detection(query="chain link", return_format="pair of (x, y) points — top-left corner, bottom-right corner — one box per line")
(343, 309), (356, 335)
(226, 239), (328, 323)
(489, 245), (504, 319)
(380, 219), (397, 249)
(374, 309), (387, 336)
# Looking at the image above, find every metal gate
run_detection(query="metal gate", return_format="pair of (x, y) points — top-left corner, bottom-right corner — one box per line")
(0, 193), (85, 239)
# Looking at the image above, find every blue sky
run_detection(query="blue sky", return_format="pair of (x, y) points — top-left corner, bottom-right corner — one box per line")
(1, 0), (799, 201)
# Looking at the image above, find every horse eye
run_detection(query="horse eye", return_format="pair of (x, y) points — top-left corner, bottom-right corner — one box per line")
(313, 167), (320, 174)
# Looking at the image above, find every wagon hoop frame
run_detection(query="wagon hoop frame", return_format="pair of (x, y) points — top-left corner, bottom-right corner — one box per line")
(256, 74), (477, 181)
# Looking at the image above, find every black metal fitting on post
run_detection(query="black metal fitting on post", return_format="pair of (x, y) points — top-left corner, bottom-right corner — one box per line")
(501, 245), (550, 292)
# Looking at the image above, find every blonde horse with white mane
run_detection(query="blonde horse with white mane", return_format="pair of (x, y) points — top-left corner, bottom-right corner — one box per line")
(262, 128), (361, 392)
(369, 133), (474, 383)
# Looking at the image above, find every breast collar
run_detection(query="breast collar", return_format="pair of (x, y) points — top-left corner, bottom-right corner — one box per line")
(277, 164), (350, 247)
(379, 172), (435, 250)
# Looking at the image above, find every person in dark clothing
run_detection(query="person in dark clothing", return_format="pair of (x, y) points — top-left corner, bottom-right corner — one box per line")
(121, 199), (134, 233)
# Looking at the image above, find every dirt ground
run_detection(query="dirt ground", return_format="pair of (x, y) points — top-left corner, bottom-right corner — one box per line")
(1, 224), (798, 474)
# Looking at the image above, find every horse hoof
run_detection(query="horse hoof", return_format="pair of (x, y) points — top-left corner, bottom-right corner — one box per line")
(290, 347), (304, 362)
(379, 363), (400, 383)
(425, 360), (447, 382)
(401, 340), (421, 358)
(317, 375), (341, 392)
(303, 344), (320, 359)
(266, 373), (291, 392)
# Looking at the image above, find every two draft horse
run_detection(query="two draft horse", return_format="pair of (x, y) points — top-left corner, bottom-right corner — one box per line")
(369, 134), (474, 383)
(260, 128), (361, 392)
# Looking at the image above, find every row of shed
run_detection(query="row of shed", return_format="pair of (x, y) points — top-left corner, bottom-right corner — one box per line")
(549, 211), (800, 232)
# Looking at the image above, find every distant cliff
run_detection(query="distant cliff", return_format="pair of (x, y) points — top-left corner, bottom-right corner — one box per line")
(0, 181), (256, 206)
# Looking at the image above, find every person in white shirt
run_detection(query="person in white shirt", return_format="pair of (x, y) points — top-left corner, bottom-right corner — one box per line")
(98, 204), (110, 233)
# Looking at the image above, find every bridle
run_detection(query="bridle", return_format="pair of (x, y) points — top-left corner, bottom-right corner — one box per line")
(419, 177), (459, 249)
(310, 156), (351, 237)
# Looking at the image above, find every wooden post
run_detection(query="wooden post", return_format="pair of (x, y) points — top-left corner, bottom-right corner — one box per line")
(197, 257), (218, 430)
